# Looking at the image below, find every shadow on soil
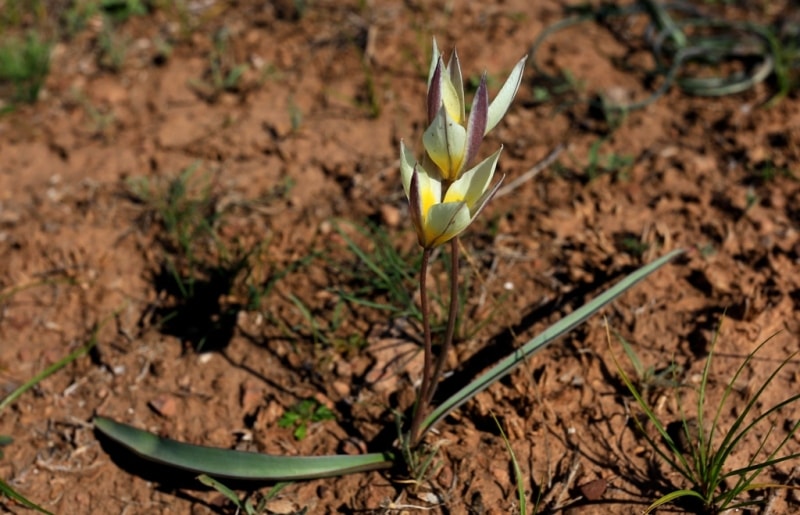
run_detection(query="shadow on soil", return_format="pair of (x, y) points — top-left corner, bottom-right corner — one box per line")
(433, 261), (633, 404)
(148, 260), (244, 353)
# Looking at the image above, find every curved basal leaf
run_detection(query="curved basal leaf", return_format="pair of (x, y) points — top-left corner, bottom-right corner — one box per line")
(422, 249), (685, 433)
(94, 416), (393, 480)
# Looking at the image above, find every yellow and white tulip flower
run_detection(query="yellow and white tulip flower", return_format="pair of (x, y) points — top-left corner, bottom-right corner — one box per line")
(401, 143), (503, 248)
(401, 39), (526, 249)
(423, 39), (526, 182)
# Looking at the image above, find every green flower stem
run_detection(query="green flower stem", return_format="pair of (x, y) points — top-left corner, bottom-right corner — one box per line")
(408, 248), (433, 446)
(426, 236), (460, 406)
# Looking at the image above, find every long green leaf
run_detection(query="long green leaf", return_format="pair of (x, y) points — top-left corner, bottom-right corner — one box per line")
(0, 477), (54, 515)
(94, 416), (394, 480)
(422, 249), (684, 432)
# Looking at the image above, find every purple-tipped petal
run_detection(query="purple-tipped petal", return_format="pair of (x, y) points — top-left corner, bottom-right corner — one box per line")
(463, 72), (489, 170)
(427, 38), (441, 88)
(427, 58), (444, 125)
(408, 166), (425, 244)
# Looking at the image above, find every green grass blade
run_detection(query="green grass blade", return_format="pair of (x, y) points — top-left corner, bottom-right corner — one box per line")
(422, 249), (684, 432)
(711, 336), (787, 472)
(609, 323), (694, 480)
(0, 332), (100, 412)
(333, 222), (393, 286)
(492, 413), (527, 514)
(644, 489), (704, 514)
(0, 308), (115, 412)
(614, 330), (644, 378)
(197, 474), (244, 507)
(287, 293), (327, 346)
(94, 416), (394, 480)
(0, 477), (54, 515)
(335, 290), (402, 312)
(0, 314), (112, 514)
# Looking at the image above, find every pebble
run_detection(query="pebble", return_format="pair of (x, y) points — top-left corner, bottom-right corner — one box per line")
(148, 394), (178, 418)
(380, 204), (401, 228)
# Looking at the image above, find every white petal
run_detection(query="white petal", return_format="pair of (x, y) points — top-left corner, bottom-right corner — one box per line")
(447, 49), (465, 123)
(441, 75), (463, 124)
(467, 174), (504, 219)
(486, 56), (527, 134)
(445, 147), (502, 207)
(424, 202), (470, 247)
(400, 141), (418, 197)
(423, 107), (467, 181)
(415, 164), (441, 217)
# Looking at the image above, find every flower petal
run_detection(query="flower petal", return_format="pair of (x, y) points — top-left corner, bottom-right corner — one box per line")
(445, 146), (502, 207)
(427, 38), (441, 89)
(415, 164), (441, 217)
(408, 167), (425, 244)
(447, 49), (465, 123)
(424, 201), (471, 247)
(463, 73), (488, 170)
(467, 173), (505, 219)
(486, 55), (527, 134)
(400, 141), (418, 197)
(441, 74), (462, 125)
(427, 58), (444, 125)
(423, 107), (467, 181)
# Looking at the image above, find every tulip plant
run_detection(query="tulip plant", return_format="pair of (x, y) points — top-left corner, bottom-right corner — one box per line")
(94, 39), (682, 486)
(402, 40), (526, 448)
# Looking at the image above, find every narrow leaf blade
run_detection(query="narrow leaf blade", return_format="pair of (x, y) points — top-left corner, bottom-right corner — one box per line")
(0, 478), (54, 515)
(94, 416), (393, 480)
(422, 249), (684, 432)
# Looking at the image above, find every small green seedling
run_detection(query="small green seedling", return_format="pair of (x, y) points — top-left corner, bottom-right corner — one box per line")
(331, 220), (420, 322)
(0, 32), (51, 106)
(97, 19), (129, 72)
(615, 331), (683, 402)
(278, 399), (336, 440)
(584, 139), (633, 181)
(190, 27), (248, 101)
(100, 0), (148, 23)
(0, 435), (11, 456)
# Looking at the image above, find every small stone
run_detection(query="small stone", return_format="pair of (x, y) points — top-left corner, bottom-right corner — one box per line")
(380, 205), (401, 228)
(335, 360), (352, 377)
(240, 380), (264, 414)
(579, 478), (607, 501)
(331, 380), (350, 398)
(148, 394), (178, 418)
(263, 499), (298, 515)
(339, 437), (367, 455)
